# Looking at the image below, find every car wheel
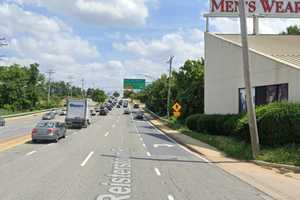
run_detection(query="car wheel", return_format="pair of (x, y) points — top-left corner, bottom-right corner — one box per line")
(53, 137), (58, 143)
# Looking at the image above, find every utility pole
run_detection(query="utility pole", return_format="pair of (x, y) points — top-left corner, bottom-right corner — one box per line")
(239, 0), (260, 158)
(81, 78), (85, 98)
(46, 69), (55, 106)
(68, 75), (74, 98)
(0, 37), (7, 60)
(166, 56), (174, 119)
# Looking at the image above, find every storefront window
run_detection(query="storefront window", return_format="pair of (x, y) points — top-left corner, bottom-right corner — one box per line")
(239, 83), (288, 113)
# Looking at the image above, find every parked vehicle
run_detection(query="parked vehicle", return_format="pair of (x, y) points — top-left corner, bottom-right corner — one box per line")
(31, 121), (66, 143)
(42, 112), (55, 120)
(0, 117), (5, 126)
(65, 99), (91, 128)
(117, 104), (121, 108)
(133, 104), (140, 109)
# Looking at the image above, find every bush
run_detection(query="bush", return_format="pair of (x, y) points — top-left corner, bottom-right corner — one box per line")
(236, 102), (300, 146)
(196, 114), (238, 135)
(186, 102), (300, 146)
(186, 114), (202, 131)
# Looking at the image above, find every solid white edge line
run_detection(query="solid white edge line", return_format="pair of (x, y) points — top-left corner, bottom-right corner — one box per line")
(146, 120), (211, 163)
(26, 151), (37, 156)
(146, 152), (151, 157)
(168, 195), (175, 200)
(81, 151), (94, 167)
(154, 167), (161, 176)
(105, 132), (110, 137)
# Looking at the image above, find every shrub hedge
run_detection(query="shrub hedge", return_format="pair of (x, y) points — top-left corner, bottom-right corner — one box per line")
(186, 102), (300, 146)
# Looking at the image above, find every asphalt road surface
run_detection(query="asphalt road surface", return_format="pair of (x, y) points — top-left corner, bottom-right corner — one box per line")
(0, 108), (273, 200)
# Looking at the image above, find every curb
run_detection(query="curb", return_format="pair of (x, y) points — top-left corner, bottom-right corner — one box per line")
(252, 160), (300, 173)
(145, 108), (300, 174)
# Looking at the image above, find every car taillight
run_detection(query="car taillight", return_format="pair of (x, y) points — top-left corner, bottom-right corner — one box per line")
(47, 128), (54, 134)
(31, 128), (37, 135)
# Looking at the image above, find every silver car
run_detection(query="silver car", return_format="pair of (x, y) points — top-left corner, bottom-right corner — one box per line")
(32, 121), (66, 143)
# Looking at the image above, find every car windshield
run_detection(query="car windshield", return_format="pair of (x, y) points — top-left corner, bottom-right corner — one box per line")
(36, 122), (55, 128)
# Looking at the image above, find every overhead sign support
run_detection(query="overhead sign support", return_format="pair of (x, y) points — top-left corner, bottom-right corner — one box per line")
(205, 0), (300, 34)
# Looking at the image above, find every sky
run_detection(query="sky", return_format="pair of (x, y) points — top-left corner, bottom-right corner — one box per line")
(0, 0), (300, 92)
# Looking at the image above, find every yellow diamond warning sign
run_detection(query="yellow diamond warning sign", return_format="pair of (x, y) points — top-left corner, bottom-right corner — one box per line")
(172, 103), (182, 112)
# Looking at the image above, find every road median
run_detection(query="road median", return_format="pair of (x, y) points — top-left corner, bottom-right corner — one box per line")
(0, 133), (31, 153)
(144, 110), (300, 200)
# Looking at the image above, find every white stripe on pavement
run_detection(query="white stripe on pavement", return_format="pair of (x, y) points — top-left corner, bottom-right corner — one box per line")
(146, 152), (151, 157)
(142, 143), (146, 148)
(105, 132), (110, 137)
(168, 195), (175, 200)
(26, 151), (37, 156)
(154, 168), (161, 176)
(146, 121), (212, 164)
(81, 151), (94, 167)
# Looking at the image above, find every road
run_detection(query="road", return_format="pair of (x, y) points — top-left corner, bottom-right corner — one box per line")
(0, 108), (273, 200)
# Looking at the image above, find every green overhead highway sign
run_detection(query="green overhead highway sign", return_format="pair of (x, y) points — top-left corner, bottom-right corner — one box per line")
(123, 79), (146, 93)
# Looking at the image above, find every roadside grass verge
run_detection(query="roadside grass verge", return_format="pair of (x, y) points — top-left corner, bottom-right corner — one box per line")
(165, 118), (300, 166)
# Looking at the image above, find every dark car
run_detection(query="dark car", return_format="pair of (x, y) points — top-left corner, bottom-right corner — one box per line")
(0, 117), (5, 126)
(99, 107), (108, 115)
(135, 111), (144, 120)
(106, 104), (112, 111)
(117, 104), (121, 108)
(42, 112), (55, 120)
(133, 104), (140, 109)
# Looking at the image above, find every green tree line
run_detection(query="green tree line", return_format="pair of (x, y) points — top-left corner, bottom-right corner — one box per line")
(138, 59), (205, 120)
(0, 63), (106, 113)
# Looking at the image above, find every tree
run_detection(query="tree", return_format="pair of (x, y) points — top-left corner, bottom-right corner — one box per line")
(281, 25), (300, 35)
(138, 59), (205, 119)
(91, 89), (106, 103)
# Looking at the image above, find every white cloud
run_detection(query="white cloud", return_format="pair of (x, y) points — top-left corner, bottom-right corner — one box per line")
(111, 29), (205, 87)
(114, 29), (204, 68)
(9, 0), (150, 27)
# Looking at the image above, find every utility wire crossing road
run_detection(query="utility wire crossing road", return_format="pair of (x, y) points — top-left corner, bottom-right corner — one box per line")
(0, 109), (273, 200)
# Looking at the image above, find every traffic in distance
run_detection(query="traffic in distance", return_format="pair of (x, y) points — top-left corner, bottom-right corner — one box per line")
(28, 97), (142, 143)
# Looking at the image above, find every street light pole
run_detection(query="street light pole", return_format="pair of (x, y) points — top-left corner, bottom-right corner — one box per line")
(81, 78), (85, 98)
(167, 56), (174, 119)
(239, 0), (260, 158)
(47, 69), (55, 107)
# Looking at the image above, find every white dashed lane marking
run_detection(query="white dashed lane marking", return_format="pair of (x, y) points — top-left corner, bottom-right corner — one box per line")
(105, 132), (110, 137)
(80, 151), (94, 167)
(146, 152), (151, 157)
(26, 151), (37, 156)
(154, 168), (161, 176)
(168, 195), (175, 200)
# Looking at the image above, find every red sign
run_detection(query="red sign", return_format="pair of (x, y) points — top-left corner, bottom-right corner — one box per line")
(210, 0), (300, 17)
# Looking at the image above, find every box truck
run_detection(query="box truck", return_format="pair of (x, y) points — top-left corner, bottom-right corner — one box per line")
(65, 99), (91, 128)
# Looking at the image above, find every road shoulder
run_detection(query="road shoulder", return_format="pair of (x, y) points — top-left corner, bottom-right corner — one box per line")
(146, 113), (300, 200)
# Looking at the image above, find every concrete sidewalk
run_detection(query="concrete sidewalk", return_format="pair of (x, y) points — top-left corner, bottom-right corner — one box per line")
(147, 115), (300, 200)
